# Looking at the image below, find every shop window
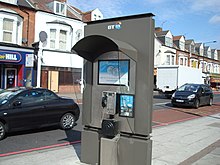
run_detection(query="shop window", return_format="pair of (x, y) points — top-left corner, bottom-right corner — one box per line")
(59, 70), (81, 85)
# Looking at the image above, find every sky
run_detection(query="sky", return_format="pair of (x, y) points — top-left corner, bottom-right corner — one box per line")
(69, 0), (220, 49)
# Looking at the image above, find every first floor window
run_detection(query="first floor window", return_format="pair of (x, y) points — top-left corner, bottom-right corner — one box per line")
(179, 57), (188, 66)
(166, 54), (175, 65)
(171, 55), (175, 65)
(190, 59), (198, 68)
(166, 55), (170, 65)
(3, 18), (13, 42)
(59, 30), (67, 50)
(50, 29), (56, 49)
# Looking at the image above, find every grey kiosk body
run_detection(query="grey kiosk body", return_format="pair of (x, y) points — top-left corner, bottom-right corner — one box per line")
(72, 13), (155, 165)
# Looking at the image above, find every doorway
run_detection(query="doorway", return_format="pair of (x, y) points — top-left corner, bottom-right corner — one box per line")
(5, 68), (17, 88)
(48, 71), (59, 93)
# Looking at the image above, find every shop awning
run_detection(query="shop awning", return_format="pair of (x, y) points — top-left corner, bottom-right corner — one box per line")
(71, 35), (137, 62)
(210, 73), (220, 83)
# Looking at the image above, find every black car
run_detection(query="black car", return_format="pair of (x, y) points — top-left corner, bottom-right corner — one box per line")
(171, 83), (213, 109)
(0, 87), (80, 140)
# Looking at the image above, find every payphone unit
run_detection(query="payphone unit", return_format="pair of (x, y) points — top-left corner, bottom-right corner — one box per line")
(72, 13), (154, 165)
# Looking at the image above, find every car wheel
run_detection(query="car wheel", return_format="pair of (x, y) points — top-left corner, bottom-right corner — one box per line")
(208, 97), (213, 106)
(60, 113), (76, 130)
(0, 122), (6, 140)
(194, 99), (199, 109)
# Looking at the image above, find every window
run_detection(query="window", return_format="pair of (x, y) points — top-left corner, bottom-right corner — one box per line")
(59, 70), (81, 85)
(17, 90), (45, 105)
(49, 29), (67, 50)
(200, 61), (207, 72)
(0, 9), (23, 44)
(199, 48), (203, 56)
(165, 37), (173, 47)
(166, 55), (175, 65)
(3, 18), (13, 42)
(179, 57), (188, 66)
(55, 1), (66, 15)
(59, 30), (67, 50)
(50, 29), (56, 49)
(44, 90), (57, 100)
(179, 41), (185, 50)
(190, 59), (198, 68)
(166, 55), (170, 65)
(171, 55), (175, 65)
(0, 0), (17, 4)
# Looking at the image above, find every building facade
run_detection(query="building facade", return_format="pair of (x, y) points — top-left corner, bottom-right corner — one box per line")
(0, 0), (36, 88)
(155, 27), (220, 90)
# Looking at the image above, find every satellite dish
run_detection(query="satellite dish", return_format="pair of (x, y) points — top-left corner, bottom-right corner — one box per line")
(75, 29), (82, 41)
(39, 31), (48, 47)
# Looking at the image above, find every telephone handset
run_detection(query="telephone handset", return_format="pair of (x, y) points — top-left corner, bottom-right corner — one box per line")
(101, 91), (117, 115)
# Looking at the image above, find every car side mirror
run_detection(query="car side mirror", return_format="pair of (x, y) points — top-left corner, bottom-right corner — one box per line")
(13, 100), (22, 106)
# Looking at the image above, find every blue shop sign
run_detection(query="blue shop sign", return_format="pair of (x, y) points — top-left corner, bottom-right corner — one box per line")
(0, 50), (22, 63)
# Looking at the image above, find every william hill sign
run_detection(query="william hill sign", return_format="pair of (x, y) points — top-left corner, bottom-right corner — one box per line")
(0, 51), (22, 62)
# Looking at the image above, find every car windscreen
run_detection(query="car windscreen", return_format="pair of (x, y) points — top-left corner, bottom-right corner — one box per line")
(0, 90), (23, 105)
(177, 84), (200, 92)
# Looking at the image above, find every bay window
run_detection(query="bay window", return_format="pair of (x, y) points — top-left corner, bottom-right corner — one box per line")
(166, 54), (175, 65)
(0, 9), (23, 44)
(49, 28), (67, 50)
(59, 30), (67, 50)
(3, 18), (13, 42)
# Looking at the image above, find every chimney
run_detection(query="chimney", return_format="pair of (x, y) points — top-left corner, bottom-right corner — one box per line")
(155, 27), (162, 33)
(33, 2), (38, 9)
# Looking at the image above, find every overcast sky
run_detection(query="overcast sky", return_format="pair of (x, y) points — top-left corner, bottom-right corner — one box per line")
(69, 0), (220, 49)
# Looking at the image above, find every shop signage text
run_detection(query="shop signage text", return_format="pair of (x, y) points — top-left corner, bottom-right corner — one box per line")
(0, 51), (22, 62)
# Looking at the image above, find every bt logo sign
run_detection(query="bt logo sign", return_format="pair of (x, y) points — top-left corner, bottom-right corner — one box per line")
(107, 22), (122, 30)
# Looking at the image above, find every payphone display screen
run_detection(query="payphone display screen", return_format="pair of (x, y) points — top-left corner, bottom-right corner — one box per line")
(118, 94), (134, 118)
(98, 60), (129, 86)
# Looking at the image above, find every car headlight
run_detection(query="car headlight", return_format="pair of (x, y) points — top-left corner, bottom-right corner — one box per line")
(171, 93), (175, 98)
(187, 94), (196, 99)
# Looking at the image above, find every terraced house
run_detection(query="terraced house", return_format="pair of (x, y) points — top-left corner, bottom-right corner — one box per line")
(0, 0), (219, 93)
(0, 0), (103, 93)
(154, 27), (220, 90)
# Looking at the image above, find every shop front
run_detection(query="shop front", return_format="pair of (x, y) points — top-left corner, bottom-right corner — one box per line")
(210, 73), (220, 90)
(0, 45), (35, 89)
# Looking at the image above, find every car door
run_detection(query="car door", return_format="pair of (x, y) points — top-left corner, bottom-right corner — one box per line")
(197, 86), (206, 105)
(203, 85), (213, 105)
(5, 89), (48, 131)
(43, 90), (69, 125)
(199, 85), (209, 105)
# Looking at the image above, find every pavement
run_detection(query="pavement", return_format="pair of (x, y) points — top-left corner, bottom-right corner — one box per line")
(0, 92), (220, 165)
